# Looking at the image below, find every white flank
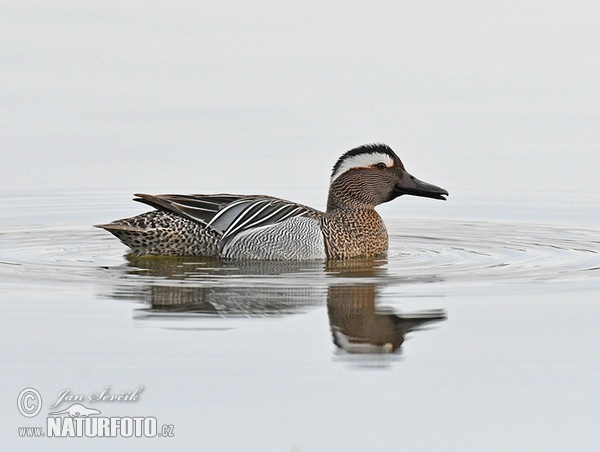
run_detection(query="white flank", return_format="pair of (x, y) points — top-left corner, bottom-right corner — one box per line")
(331, 152), (394, 183)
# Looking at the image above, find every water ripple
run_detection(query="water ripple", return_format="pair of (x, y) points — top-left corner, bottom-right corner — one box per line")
(1, 219), (598, 288)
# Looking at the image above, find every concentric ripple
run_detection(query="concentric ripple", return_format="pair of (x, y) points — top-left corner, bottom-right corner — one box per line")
(387, 220), (599, 285)
(1, 219), (598, 290)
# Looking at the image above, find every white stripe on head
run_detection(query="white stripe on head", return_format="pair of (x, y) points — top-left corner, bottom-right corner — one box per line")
(330, 152), (394, 183)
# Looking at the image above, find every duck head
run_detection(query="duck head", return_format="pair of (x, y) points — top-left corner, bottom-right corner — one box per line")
(327, 143), (448, 210)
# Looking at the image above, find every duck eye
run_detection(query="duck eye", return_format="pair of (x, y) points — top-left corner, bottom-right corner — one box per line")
(376, 162), (387, 170)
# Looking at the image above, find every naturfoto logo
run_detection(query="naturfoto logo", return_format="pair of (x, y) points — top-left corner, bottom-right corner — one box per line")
(17, 386), (174, 439)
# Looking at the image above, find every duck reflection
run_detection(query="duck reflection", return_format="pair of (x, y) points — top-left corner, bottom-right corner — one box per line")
(325, 260), (446, 354)
(327, 285), (445, 353)
(124, 255), (329, 316)
(109, 254), (446, 355)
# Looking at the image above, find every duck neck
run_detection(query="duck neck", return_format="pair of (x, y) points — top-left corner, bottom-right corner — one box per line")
(322, 201), (388, 260)
(326, 182), (377, 213)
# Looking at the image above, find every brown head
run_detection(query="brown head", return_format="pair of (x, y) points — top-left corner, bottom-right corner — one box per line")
(327, 143), (448, 211)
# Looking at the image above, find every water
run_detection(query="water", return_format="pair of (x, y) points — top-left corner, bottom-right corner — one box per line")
(2, 190), (599, 451)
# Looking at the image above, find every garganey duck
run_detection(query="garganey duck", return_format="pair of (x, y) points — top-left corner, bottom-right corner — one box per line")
(97, 144), (448, 259)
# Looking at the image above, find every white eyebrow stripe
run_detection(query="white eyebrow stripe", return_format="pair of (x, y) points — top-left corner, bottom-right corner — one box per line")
(330, 152), (394, 182)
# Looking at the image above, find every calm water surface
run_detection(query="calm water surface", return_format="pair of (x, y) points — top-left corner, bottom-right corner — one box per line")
(2, 190), (599, 451)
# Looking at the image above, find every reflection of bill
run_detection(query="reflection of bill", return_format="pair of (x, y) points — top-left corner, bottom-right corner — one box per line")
(327, 285), (446, 354)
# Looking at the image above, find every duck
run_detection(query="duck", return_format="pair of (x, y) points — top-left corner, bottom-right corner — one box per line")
(96, 143), (448, 260)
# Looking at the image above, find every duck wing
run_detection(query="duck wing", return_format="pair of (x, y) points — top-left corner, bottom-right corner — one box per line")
(133, 193), (320, 240)
(134, 193), (245, 225)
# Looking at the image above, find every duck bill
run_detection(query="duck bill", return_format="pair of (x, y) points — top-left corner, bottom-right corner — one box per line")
(393, 171), (448, 200)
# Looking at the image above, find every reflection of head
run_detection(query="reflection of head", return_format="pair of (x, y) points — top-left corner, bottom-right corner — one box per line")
(327, 285), (446, 354)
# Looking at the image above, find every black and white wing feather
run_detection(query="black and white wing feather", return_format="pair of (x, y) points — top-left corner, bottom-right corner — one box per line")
(134, 193), (245, 225)
(134, 193), (320, 244)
